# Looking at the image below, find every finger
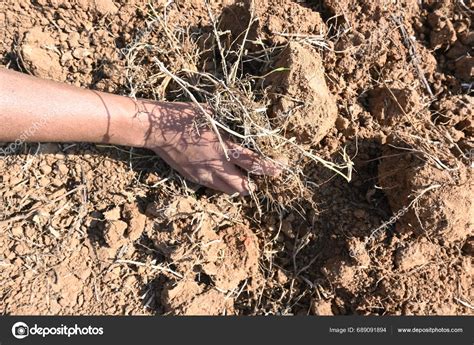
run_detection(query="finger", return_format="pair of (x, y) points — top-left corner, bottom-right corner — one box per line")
(225, 142), (282, 176)
(181, 165), (249, 196)
(217, 161), (252, 196)
(216, 175), (250, 196)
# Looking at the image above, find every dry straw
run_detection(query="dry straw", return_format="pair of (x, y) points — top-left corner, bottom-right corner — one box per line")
(122, 1), (353, 215)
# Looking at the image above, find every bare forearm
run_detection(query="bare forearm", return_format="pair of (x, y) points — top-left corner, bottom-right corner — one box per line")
(0, 68), (150, 147)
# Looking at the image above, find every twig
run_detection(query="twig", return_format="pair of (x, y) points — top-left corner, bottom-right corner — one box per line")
(115, 259), (184, 279)
(273, 32), (330, 50)
(391, 15), (434, 98)
(228, 1), (256, 84)
(205, 1), (229, 82)
(454, 297), (474, 310)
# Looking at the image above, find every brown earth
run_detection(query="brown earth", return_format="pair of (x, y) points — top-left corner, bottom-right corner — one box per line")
(0, 0), (473, 315)
(267, 42), (338, 146)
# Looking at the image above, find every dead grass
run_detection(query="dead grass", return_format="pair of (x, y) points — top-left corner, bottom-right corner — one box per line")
(122, 1), (353, 215)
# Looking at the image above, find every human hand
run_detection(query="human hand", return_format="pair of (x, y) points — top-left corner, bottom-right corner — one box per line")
(133, 101), (281, 195)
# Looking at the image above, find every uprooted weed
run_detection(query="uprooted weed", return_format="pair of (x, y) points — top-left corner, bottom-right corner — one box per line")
(122, 2), (353, 216)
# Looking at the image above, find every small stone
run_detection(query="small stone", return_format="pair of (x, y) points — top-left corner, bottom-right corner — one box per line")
(104, 207), (121, 221)
(60, 51), (73, 65)
(39, 177), (49, 187)
(123, 203), (146, 241)
(94, 0), (119, 15)
(58, 32), (68, 42)
(77, 294), (84, 307)
(56, 163), (68, 175)
(50, 299), (62, 314)
(123, 275), (137, 288)
(145, 173), (160, 185)
(275, 269), (288, 284)
(11, 226), (23, 237)
(335, 116), (350, 131)
(40, 164), (52, 175)
(57, 19), (66, 29)
(312, 300), (333, 316)
(52, 178), (63, 187)
(72, 48), (91, 59)
(68, 32), (80, 48)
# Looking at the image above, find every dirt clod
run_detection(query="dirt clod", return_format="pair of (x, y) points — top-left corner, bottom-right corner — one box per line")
(94, 0), (118, 16)
(162, 280), (234, 315)
(104, 220), (128, 249)
(395, 241), (437, 271)
(267, 42), (338, 146)
(368, 87), (422, 126)
(312, 300), (334, 316)
(378, 141), (473, 242)
(21, 27), (64, 81)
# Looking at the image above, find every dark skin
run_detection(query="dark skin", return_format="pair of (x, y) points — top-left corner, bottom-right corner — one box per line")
(0, 68), (280, 195)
